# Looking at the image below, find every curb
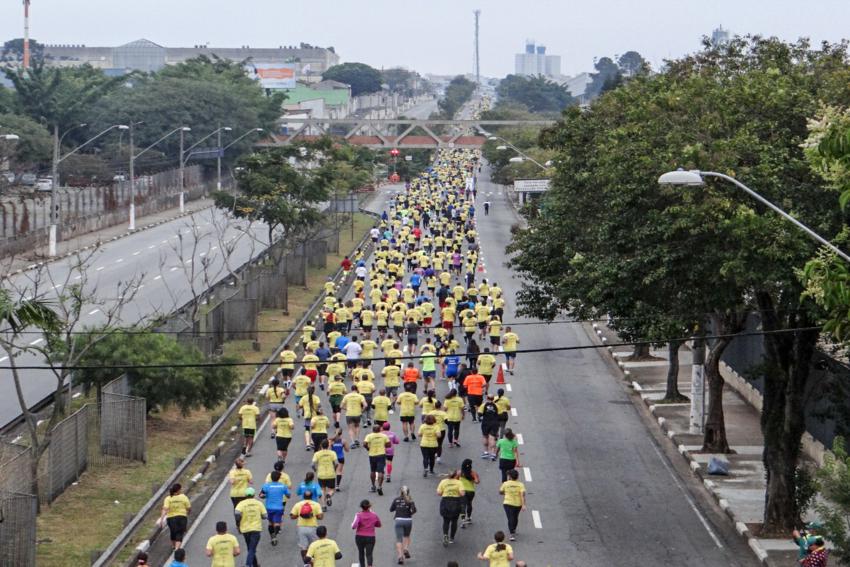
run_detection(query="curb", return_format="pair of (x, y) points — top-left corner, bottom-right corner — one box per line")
(585, 322), (774, 566)
(3, 202), (214, 280)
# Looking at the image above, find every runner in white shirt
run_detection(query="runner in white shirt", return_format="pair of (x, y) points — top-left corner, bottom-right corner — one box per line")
(342, 337), (363, 373)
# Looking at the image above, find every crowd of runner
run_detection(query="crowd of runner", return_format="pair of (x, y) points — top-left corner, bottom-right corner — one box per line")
(155, 149), (528, 567)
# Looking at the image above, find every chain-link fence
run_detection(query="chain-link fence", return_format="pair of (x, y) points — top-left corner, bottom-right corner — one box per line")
(41, 381), (146, 504)
(0, 490), (37, 567)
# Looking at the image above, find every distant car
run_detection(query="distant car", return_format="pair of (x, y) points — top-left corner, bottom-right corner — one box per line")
(35, 178), (53, 192)
(20, 173), (37, 186)
(113, 174), (127, 182)
(1, 172), (15, 184)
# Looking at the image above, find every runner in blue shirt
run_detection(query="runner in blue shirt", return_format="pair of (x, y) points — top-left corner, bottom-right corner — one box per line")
(260, 471), (291, 545)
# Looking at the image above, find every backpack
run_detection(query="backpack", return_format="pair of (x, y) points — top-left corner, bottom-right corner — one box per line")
(482, 402), (498, 420)
(299, 502), (314, 519)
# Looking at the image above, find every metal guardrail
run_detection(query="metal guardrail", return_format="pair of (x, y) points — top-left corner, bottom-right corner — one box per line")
(93, 207), (380, 567)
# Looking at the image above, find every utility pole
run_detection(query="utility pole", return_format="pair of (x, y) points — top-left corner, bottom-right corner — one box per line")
(49, 123), (58, 256)
(178, 127), (185, 213)
(689, 329), (706, 434)
(473, 9), (481, 85)
(128, 122), (135, 230)
(216, 125), (223, 192)
(23, 0), (31, 70)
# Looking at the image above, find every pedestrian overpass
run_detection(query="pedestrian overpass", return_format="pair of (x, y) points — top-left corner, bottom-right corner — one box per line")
(260, 118), (556, 149)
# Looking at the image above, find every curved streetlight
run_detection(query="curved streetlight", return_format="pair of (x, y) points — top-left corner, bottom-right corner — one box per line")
(219, 128), (263, 190)
(491, 136), (548, 171)
(127, 125), (190, 229)
(658, 168), (850, 263)
(49, 123), (129, 256)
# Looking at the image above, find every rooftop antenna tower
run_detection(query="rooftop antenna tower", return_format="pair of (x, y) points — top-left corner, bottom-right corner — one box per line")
(473, 9), (481, 85)
(23, 0), (31, 69)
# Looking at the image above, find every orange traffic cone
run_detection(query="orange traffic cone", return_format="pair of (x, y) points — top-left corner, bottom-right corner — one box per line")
(496, 364), (506, 385)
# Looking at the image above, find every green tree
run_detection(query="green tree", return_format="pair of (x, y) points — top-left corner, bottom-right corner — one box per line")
(75, 330), (239, 414)
(91, 56), (283, 164)
(815, 437), (850, 563)
(1, 38), (45, 63)
(617, 51), (650, 77)
(496, 74), (574, 114)
(586, 56), (621, 98)
(323, 62), (383, 96)
(510, 36), (850, 533)
(0, 112), (52, 171)
(437, 75), (476, 118)
(382, 68), (421, 97)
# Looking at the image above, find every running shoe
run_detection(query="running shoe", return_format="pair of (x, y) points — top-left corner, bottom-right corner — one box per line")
(386, 475), (392, 482)
(326, 496), (332, 507)
(442, 535), (449, 547)
(370, 485), (377, 493)
(404, 550), (411, 559)
(423, 470), (428, 478)
(481, 452), (489, 459)
(509, 533), (516, 541)
(377, 487), (383, 496)
(403, 437), (409, 442)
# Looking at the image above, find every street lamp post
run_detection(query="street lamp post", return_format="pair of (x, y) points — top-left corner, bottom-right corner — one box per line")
(180, 127), (234, 206)
(658, 168), (850, 432)
(179, 127), (188, 213)
(219, 128), (264, 192)
(216, 126), (233, 191)
(49, 123), (128, 256)
(129, 125), (190, 230)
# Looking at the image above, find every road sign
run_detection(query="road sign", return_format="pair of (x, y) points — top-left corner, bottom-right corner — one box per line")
(513, 178), (550, 193)
(189, 148), (224, 160)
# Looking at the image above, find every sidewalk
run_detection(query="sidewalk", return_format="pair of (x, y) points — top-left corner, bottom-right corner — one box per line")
(3, 197), (214, 274)
(588, 322), (806, 566)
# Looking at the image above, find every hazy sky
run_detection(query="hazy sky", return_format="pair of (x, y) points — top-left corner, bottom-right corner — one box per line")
(1, 0), (848, 78)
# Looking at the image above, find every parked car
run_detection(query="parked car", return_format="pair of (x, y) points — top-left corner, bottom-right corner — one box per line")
(1, 171), (15, 184)
(35, 178), (53, 192)
(20, 173), (37, 186)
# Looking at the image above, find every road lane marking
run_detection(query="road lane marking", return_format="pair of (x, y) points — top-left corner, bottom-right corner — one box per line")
(0, 356), (8, 363)
(184, 259), (193, 264)
(506, 384), (512, 392)
(29, 338), (44, 345)
(650, 441), (723, 548)
(532, 510), (542, 529)
(74, 275), (82, 280)
(88, 309), (100, 316)
(170, 267), (178, 271)
(516, 433), (524, 445)
(116, 258), (123, 263)
(153, 275), (162, 280)
(149, 245), (156, 249)
(211, 246), (218, 251)
(511, 407), (518, 417)
(96, 266), (104, 271)
(523, 467), (532, 482)
(133, 251), (141, 256)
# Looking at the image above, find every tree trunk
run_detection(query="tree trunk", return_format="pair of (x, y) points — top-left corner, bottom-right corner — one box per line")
(757, 291), (818, 535)
(628, 343), (652, 361)
(702, 335), (732, 453)
(663, 340), (688, 402)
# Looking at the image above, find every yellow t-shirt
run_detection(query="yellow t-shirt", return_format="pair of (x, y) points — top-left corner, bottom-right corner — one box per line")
(229, 467), (252, 497)
(418, 423), (440, 448)
(238, 404), (260, 430)
(310, 415), (330, 434)
(266, 386), (285, 404)
(293, 375), (312, 396)
(495, 396), (511, 415)
(482, 543), (514, 567)
(500, 480), (526, 507)
(444, 397), (465, 422)
(328, 381), (347, 396)
(163, 493), (190, 518)
(372, 395), (392, 421)
(397, 392), (418, 417)
(206, 533), (240, 567)
(306, 537), (341, 567)
(299, 395), (321, 419)
(418, 396), (437, 415)
(342, 392), (366, 416)
(290, 499), (323, 527)
(382, 365), (401, 387)
(275, 416), (293, 437)
(503, 332), (519, 351)
(429, 409), (448, 431)
(279, 349), (297, 370)
(302, 354), (319, 371)
(312, 449), (338, 479)
(364, 432), (389, 456)
(477, 353), (496, 375)
(235, 498), (267, 533)
(437, 478), (464, 498)
(361, 339), (377, 358)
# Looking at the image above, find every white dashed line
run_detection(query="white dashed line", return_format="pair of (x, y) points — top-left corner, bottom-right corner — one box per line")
(532, 510), (543, 529)
(161, 240), (168, 244)
(133, 251), (141, 256)
(523, 467), (533, 482)
(74, 275), (82, 280)
(211, 246), (218, 251)
(154, 275), (162, 280)
(12, 435), (22, 444)
(115, 258), (123, 263)
(88, 309), (100, 316)
(29, 338), (44, 345)
(96, 266), (104, 271)
(184, 259), (193, 264)
(170, 267), (179, 271)
(506, 384), (512, 392)
(149, 245), (156, 249)
(0, 356), (8, 363)
(199, 252), (206, 257)
(516, 433), (524, 445)
(511, 407), (518, 417)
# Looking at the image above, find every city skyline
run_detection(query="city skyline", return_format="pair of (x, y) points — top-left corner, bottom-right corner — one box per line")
(0, 1), (848, 78)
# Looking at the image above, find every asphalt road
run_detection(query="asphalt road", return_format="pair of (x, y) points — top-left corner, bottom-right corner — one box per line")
(0, 207), (269, 429)
(177, 166), (758, 567)
(403, 98), (438, 120)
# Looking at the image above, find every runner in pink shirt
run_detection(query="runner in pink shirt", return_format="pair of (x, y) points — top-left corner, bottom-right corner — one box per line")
(382, 421), (401, 482)
(352, 500), (382, 567)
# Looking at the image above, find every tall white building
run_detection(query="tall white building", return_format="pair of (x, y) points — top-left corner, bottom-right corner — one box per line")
(514, 41), (561, 78)
(711, 26), (732, 45)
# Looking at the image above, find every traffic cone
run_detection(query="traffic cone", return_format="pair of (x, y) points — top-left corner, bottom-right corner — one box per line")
(496, 364), (506, 385)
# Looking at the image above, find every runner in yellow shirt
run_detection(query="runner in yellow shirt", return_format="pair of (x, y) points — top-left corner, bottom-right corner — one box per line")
(477, 531), (514, 567)
(502, 326), (520, 375)
(237, 398), (260, 456)
(205, 521), (241, 567)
